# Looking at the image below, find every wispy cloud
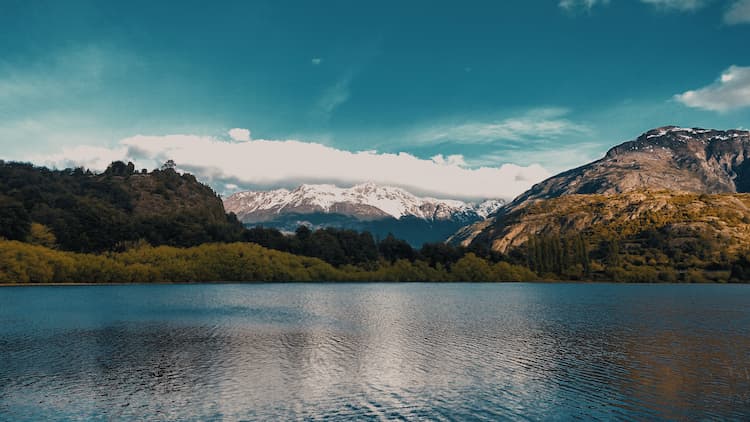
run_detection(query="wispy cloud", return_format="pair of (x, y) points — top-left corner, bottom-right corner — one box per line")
(559, 0), (610, 12)
(28, 129), (551, 201)
(469, 142), (607, 173)
(0, 45), (139, 104)
(414, 108), (590, 145)
(640, 0), (708, 11)
(560, 0), (708, 12)
(0, 45), (144, 156)
(725, 0), (750, 24)
(675, 65), (750, 112)
(314, 73), (353, 121)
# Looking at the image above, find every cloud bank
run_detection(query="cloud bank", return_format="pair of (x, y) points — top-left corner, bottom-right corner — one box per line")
(675, 65), (750, 112)
(29, 130), (551, 201)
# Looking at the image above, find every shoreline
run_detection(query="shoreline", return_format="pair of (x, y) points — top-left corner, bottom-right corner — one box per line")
(1, 280), (745, 287)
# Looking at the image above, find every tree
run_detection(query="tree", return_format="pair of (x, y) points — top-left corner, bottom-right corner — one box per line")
(161, 160), (177, 171)
(28, 223), (57, 248)
(0, 195), (31, 241)
(378, 233), (415, 263)
(451, 253), (493, 281)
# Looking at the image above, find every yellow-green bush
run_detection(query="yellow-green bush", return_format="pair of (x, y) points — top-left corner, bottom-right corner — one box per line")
(0, 240), (537, 283)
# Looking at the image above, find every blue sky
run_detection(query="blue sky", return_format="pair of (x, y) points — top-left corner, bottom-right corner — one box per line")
(2, 0), (750, 200)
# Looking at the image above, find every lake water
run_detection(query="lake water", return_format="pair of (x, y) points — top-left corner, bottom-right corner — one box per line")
(0, 283), (749, 420)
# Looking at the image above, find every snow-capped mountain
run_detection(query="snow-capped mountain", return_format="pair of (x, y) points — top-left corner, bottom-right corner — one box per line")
(224, 183), (503, 222)
(223, 183), (505, 246)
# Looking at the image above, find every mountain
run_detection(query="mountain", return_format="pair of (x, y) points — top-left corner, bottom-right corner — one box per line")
(224, 183), (504, 246)
(511, 126), (750, 208)
(452, 126), (750, 255)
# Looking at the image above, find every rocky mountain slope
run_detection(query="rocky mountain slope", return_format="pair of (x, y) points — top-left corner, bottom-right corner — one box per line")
(511, 126), (750, 208)
(224, 183), (504, 246)
(453, 126), (750, 254)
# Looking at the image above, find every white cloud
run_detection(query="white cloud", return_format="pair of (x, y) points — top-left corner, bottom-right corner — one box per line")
(415, 108), (589, 145)
(430, 154), (467, 167)
(725, 0), (750, 24)
(228, 128), (251, 141)
(675, 65), (750, 112)
(29, 145), (129, 172)
(28, 133), (551, 201)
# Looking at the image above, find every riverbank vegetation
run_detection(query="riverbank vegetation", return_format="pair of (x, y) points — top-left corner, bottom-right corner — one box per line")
(0, 240), (536, 284)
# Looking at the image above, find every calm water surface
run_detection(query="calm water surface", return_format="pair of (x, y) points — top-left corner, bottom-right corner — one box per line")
(0, 283), (749, 420)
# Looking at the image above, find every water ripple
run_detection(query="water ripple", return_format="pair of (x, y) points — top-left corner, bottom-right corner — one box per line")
(0, 283), (749, 420)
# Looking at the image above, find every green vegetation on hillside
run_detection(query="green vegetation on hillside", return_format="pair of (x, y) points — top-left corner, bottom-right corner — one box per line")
(475, 191), (750, 282)
(0, 160), (244, 252)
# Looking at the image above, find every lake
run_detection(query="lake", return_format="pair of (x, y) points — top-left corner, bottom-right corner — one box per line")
(0, 283), (749, 420)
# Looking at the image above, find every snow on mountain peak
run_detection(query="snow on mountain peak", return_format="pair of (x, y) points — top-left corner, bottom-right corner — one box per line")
(224, 183), (505, 222)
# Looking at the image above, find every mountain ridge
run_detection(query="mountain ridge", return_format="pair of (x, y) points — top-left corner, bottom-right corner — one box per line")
(508, 126), (750, 209)
(224, 182), (504, 222)
(453, 126), (750, 249)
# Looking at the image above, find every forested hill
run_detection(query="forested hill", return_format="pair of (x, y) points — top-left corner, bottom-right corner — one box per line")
(0, 160), (244, 252)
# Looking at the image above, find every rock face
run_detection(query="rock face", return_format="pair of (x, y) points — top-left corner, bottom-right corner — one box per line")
(224, 183), (504, 246)
(511, 126), (750, 208)
(452, 126), (750, 250)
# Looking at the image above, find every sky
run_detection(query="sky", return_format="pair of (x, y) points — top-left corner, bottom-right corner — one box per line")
(2, 0), (750, 201)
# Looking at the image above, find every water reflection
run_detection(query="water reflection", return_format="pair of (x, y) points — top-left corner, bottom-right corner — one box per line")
(0, 283), (749, 420)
